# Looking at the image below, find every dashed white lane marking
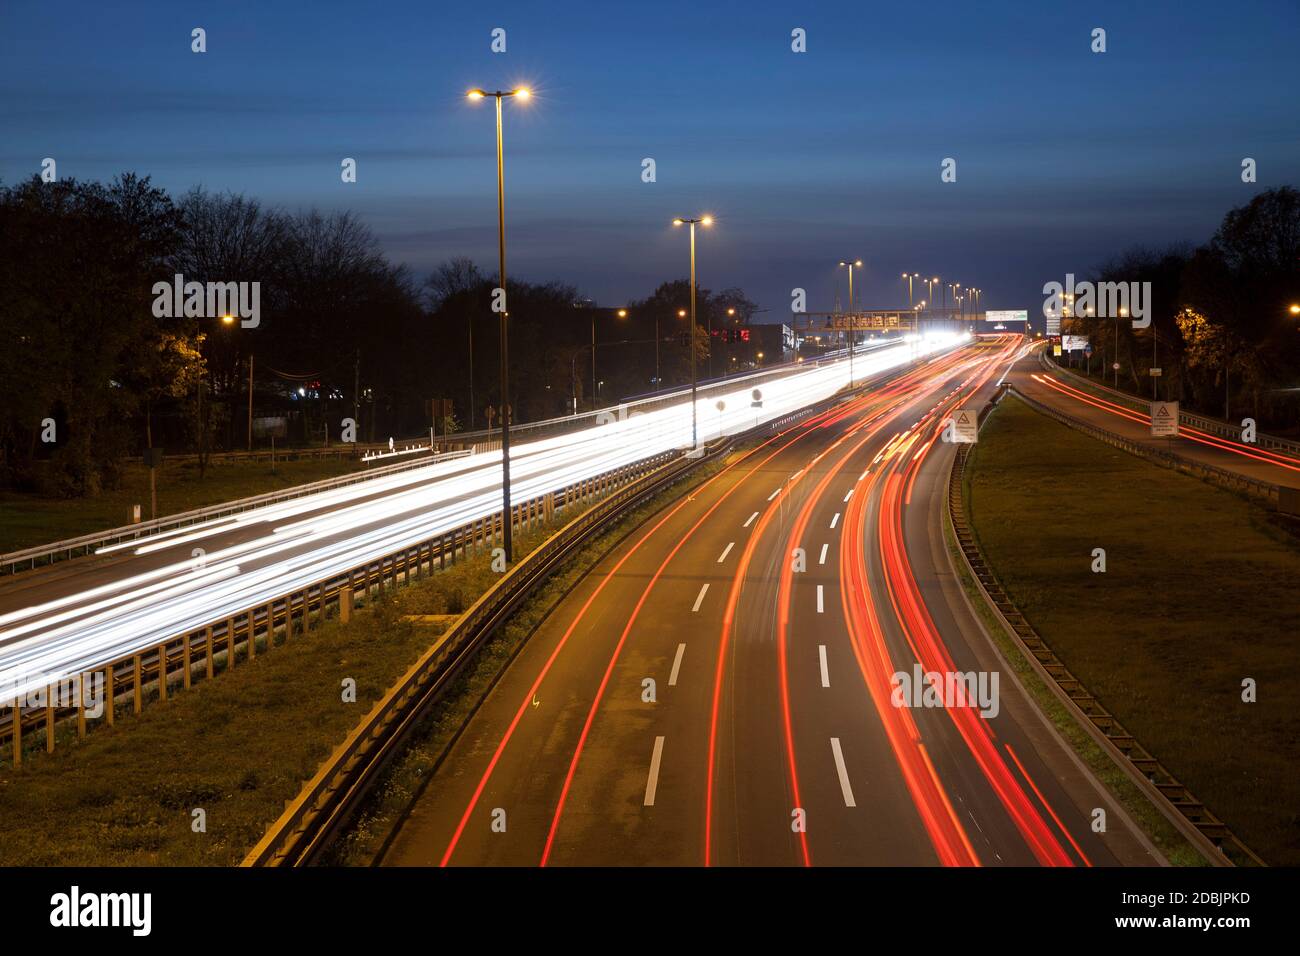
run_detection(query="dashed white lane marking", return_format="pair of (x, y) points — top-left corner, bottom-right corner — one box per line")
(644, 736), (666, 806)
(830, 737), (856, 807)
(692, 583), (710, 612)
(830, 513), (840, 529)
(816, 585), (825, 614)
(819, 645), (830, 687)
(818, 543), (829, 565)
(717, 542), (735, 563)
(843, 488), (854, 503)
(744, 511), (759, 528)
(768, 488), (781, 501)
(669, 643), (686, 686)
(859, 470), (869, 481)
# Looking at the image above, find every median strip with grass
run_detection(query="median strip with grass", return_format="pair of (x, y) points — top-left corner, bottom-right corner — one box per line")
(964, 394), (1300, 866)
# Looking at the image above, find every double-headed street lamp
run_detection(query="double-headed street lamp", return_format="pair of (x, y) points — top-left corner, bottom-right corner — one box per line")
(673, 215), (712, 450)
(924, 276), (939, 308)
(467, 85), (529, 562)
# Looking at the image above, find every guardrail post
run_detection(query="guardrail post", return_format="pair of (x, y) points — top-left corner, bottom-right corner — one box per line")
(45, 688), (55, 753)
(226, 617), (235, 666)
(183, 635), (192, 689)
(11, 701), (20, 766)
(158, 643), (168, 701)
(105, 664), (114, 726)
(340, 585), (353, 624)
(205, 626), (214, 679)
(77, 674), (87, 737)
(132, 656), (142, 713)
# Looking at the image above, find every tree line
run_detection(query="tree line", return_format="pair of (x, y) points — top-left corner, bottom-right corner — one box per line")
(1063, 187), (1300, 431)
(0, 173), (758, 497)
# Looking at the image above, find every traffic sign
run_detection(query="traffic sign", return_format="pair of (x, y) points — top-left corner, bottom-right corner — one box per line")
(1151, 401), (1179, 437)
(1149, 367), (1162, 377)
(951, 408), (979, 443)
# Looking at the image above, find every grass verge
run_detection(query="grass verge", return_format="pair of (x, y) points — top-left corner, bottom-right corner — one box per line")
(964, 394), (1300, 865)
(1, 457), (365, 554)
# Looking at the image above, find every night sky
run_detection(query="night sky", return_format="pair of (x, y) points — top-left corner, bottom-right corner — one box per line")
(2, 0), (1297, 322)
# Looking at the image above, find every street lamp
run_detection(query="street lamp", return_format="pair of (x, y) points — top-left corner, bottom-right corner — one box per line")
(841, 260), (863, 385)
(467, 85), (530, 563)
(924, 276), (939, 307)
(673, 216), (712, 451)
(220, 314), (255, 450)
(901, 272), (919, 309)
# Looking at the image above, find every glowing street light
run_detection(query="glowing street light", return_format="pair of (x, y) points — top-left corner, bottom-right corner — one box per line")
(840, 260), (864, 384)
(673, 215), (712, 450)
(467, 85), (530, 562)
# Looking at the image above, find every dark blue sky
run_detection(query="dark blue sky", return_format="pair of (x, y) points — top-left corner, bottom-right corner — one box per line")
(2, 0), (1297, 321)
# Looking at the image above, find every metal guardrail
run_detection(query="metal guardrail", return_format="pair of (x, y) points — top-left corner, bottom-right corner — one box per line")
(1, 448), (473, 575)
(946, 394), (1263, 866)
(1040, 350), (1300, 457)
(1, 450), (680, 761)
(1009, 384), (1280, 506)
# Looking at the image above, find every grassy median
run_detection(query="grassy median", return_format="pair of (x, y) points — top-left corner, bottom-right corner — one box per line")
(965, 395), (1300, 866)
(1, 456), (364, 555)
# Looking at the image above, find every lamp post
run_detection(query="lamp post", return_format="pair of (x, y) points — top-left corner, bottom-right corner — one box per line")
(901, 272), (918, 309)
(924, 276), (939, 308)
(468, 85), (530, 562)
(221, 313), (254, 450)
(673, 216), (712, 451)
(840, 260), (863, 385)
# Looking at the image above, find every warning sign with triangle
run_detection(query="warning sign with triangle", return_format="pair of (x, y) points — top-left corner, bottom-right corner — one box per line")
(952, 408), (979, 443)
(1151, 401), (1179, 437)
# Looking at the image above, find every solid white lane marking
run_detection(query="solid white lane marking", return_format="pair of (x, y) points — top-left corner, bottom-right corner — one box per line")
(717, 542), (735, 563)
(644, 736), (666, 806)
(669, 643), (686, 685)
(830, 737), (856, 807)
(692, 583), (710, 612)
(819, 644), (830, 687)
(818, 543), (829, 565)
(816, 585), (824, 613)
(744, 511), (759, 528)
(843, 488), (854, 503)
(768, 488), (781, 501)
(830, 513), (840, 529)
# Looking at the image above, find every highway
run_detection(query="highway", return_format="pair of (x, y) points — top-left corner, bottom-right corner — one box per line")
(0, 337), (965, 707)
(381, 336), (1162, 867)
(1008, 352), (1300, 491)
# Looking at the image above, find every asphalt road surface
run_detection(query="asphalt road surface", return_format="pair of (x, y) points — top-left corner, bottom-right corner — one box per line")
(382, 337), (1163, 867)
